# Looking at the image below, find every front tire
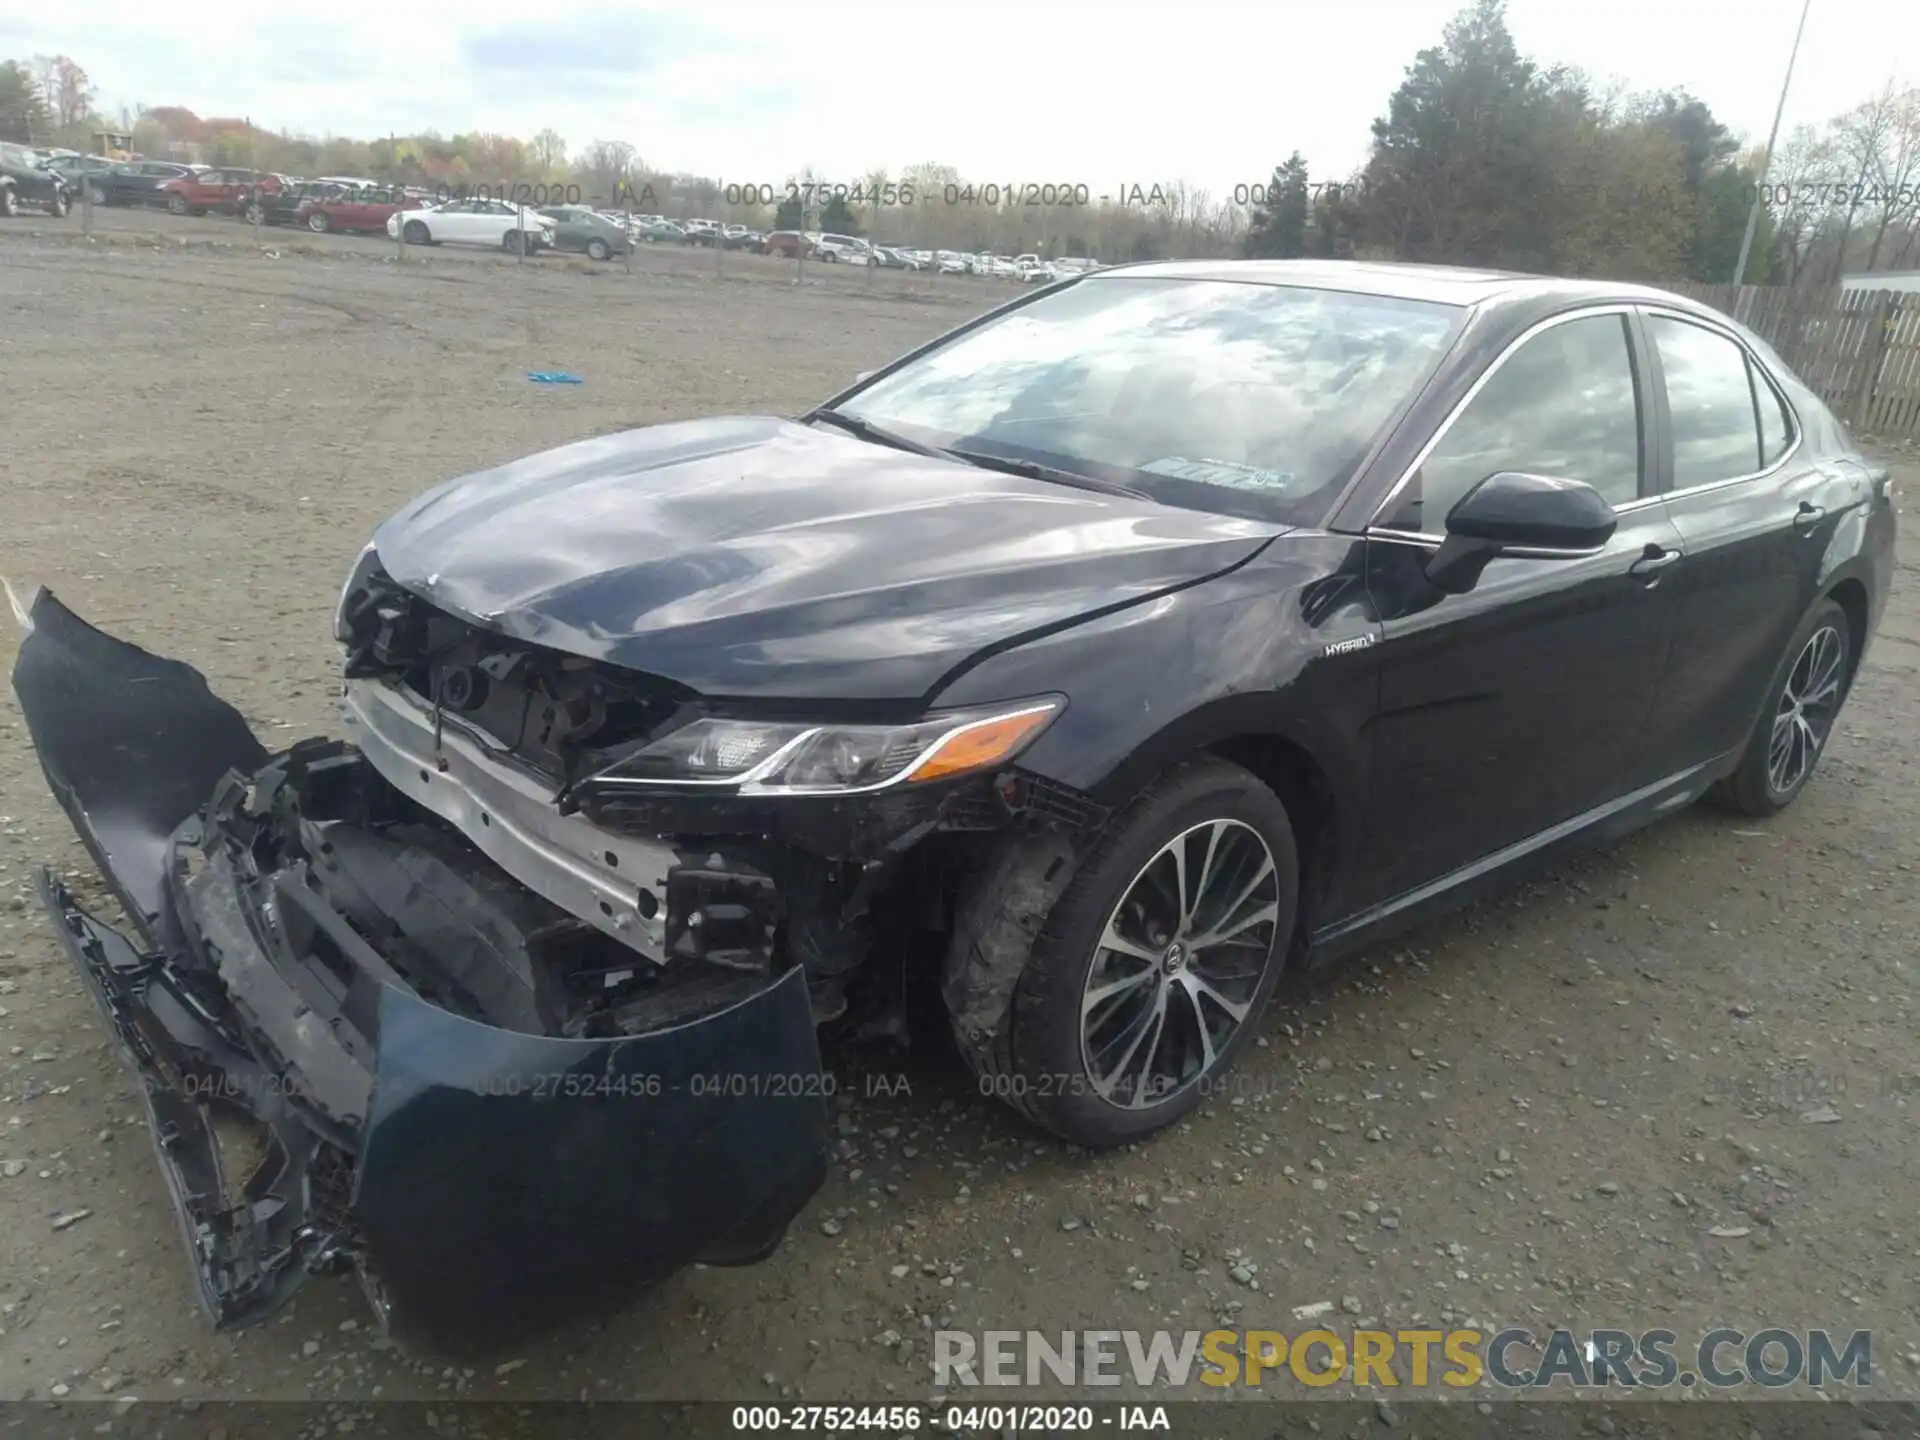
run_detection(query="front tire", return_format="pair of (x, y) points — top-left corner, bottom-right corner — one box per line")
(166, 193), (189, 216)
(50, 191), (70, 218)
(960, 757), (1297, 1147)
(0, 186), (17, 218)
(586, 237), (610, 261)
(307, 210), (330, 233)
(1713, 597), (1852, 817)
(403, 219), (429, 245)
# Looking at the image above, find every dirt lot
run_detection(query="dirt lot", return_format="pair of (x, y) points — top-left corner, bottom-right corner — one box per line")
(1, 216), (1917, 1417)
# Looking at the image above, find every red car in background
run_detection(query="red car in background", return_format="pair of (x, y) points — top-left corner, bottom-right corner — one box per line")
(158, 168), (287, 216)
(296, 184), (421, 235)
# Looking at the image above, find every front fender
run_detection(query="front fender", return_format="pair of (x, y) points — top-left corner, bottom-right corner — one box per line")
(932, 535), (1379, 923)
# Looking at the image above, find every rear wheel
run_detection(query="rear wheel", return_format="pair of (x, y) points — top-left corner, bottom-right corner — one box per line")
(166, 193), (188, 216)
(307, 210), (330, 233)
(86, 181), (107, 206)
(958, 758), (1297, 1147)
(50, 190), (70, 218)
(1713, 597), (1852, 817)
(586, 237), (610, 261)
(0, 186), (17, 218)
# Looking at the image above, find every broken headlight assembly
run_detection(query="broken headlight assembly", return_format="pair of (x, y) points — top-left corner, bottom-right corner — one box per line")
(590, 699), (1063, 795)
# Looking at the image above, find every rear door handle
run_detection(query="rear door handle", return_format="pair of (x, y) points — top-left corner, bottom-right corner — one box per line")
(1793, 502), (1827, 532)
(1628, 546), (1681, 578)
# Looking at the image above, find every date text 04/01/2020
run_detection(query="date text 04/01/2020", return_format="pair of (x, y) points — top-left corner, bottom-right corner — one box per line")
(718, 181), (1101, 209)
(726, 1404), (1172, 1431)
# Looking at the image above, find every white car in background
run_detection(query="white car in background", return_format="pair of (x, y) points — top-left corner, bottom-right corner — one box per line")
(813, 233), (874, 263)
(388, 198), (555, 254)
(934, 250), (968, 274)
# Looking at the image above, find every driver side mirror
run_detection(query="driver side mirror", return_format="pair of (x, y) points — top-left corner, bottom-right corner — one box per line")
(1425, 471), (1618, 595)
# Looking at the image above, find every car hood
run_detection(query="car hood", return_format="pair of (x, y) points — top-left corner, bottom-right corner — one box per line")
(371, 416), (1282, 700)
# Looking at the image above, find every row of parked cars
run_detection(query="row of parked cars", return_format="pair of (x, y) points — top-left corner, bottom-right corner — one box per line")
(3, 150), (1105, 276)
(765, 231), (1101, 282)
(586, 214), (1100, 279)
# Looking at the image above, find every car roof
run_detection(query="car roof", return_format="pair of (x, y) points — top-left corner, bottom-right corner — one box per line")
(1089, 258), (1716, 315)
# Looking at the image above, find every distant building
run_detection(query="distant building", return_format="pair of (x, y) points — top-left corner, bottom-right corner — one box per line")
(1840, 270), (1920, 294)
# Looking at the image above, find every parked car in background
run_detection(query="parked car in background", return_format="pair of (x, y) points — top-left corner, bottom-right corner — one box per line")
(158, 168), (285, 217)
(244, 179), (334, 226)
(721, 224), (765, 251)
(636, 217), (686, 243)
(298, 184), (420, 235)
(682, 219), (722, 247)
(763, 229), (807, 257)
(935, 250), (968, 274)
(537, 204), (635, 260)
(39, 152), (115, 190)
(814, 233), (870, 262)
(84, 160), (202, 208)
(0, 141), (72, 218)
(387, 198), (554, 255)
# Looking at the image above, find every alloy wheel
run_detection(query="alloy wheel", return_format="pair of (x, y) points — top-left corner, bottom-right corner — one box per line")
(1078, 818), (1280, 1109)
(1768, 623), (1845, 797)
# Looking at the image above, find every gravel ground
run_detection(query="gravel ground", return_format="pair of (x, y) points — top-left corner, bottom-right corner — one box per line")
(0, 218), (1916, 1415)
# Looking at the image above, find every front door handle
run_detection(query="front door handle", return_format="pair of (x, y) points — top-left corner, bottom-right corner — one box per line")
(1628, 546), (1681, 578)
(1793, 501), (1827, 532)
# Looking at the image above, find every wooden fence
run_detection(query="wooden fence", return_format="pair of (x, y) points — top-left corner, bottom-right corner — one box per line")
(1665, 282), (1920, 442)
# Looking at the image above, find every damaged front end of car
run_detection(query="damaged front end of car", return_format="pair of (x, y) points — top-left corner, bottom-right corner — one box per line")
(8, 556), (1098, 1353)
(9, 586), (844, 1354)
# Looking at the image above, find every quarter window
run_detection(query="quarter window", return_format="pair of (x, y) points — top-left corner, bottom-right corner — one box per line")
(1755, 366), (1793, 467)
(1649, 316), (1764, 487)
(1380, 312), (1642, 532)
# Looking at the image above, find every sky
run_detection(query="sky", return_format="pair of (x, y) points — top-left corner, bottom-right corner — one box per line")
(2, 0), (1912, 193)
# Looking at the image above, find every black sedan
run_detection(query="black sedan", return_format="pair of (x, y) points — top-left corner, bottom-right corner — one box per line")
(0, 141), (72, 217)
(10, 260), (1896, 1353)
(83, 159), (202, 207)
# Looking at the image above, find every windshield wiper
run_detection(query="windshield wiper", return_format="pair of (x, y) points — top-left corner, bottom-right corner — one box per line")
(806, 409), (952, 459)
(942, 447), (1151, 501)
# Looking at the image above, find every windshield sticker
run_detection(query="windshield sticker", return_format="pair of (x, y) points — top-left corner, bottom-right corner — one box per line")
(1142, 456), (1296, 490)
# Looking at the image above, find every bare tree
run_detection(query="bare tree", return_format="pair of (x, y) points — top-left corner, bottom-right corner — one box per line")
(528, 128), (567, 177)
(577, 140), (636, 204)
(1765, 125), (1836, 287)
(1824, 80), (1904, 283)
(1858, 85), (1920, 272)
(51, 56), (94, 131)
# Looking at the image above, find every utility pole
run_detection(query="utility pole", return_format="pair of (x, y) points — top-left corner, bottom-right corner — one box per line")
(1732, 0), (1813, 285)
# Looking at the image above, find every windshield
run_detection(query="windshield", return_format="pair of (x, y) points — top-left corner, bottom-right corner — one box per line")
(831, 275), (1464, 525)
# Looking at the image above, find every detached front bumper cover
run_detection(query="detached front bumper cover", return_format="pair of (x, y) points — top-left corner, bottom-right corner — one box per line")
(8, 588), (830, 1353)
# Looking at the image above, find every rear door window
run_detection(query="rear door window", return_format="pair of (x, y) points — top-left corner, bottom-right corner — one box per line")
(1649, 316), (1766, 488)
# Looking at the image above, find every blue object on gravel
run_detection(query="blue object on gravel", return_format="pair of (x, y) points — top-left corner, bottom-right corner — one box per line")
(527, 372), (584, 384)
